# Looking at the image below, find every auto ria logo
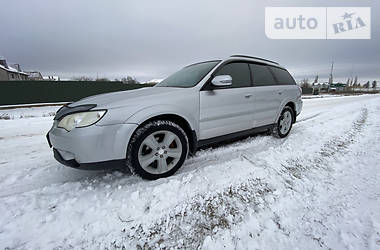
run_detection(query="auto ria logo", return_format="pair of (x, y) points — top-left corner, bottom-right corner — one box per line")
(265, 7), (371, 39)
(333, 12), (366, 34)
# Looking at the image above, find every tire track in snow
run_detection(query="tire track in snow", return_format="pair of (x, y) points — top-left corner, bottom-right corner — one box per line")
(280, 107), (368, 188)
(117, 107), (369, 249)
(296, 112), (321, 123)
(181, 101), (362, 176)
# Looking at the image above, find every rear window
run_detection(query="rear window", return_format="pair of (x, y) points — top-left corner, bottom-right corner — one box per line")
(269, 66), (296, 85)
(249, 63), (276, 86)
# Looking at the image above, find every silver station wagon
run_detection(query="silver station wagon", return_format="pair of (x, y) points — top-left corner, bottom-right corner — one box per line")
(47, 55), (303, 179)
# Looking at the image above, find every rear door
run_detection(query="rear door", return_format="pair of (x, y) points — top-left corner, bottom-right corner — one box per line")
(199, 62), (254, 140)
(249, 63), (282, 127)
(268, 66), (298, 102)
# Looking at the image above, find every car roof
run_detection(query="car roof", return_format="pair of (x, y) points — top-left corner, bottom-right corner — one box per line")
(184, 56), (286, 70)
(227, 55), (285, 69)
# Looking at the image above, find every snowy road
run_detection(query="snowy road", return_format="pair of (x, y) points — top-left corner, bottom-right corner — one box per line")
(1, 95), (380, 249)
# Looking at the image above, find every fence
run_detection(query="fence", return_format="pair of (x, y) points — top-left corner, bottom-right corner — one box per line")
(0, 81), (153, 106)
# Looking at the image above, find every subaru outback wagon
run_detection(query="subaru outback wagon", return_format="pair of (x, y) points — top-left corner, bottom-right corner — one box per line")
(47, 55), (303, 179)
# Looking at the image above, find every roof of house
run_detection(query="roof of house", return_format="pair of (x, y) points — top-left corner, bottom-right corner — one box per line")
(0, 58), (28, 75)
(26, 71), (43, 78)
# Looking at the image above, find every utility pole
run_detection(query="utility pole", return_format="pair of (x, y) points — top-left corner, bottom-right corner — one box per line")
(328, 62), (334, 85)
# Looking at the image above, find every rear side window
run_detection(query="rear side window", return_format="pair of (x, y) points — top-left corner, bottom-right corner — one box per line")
(249, 64), (276, 86)
(215, 62), (251, 88)
(269, 66), (296, 85)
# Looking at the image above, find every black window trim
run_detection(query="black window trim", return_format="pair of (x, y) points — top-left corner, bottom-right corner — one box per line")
(267, 65), (296, 86)
(200, 60), (253, 91)
(249, 62), (278, 87)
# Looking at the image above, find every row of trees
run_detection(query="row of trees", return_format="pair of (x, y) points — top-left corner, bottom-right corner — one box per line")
(361, 80), (377, 89)
(73, 76), (140, 84)
(301, 75), (377, 89)
(344, 76), (377, 88)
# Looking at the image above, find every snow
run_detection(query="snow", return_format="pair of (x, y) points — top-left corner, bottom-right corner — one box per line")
(7, 66), (20, 73)
(0, 94), (380, 249)
(0, 102), (68, 110)
(302, 94), (342, 99)
(144, 78), (164, 84)
(0, 64), (27, 75)
(0, 106), (58, 120)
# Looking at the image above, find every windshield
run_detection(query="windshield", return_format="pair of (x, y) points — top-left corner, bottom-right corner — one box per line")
(156, 61), (220, 88)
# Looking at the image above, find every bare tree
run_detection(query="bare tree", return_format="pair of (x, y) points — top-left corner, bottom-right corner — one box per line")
(313, 75), (318, 86)
(121, 76), (140, 84)
(73, 76), (93, 81)
(95, 77), (110, 82)
(372, 80), (377, 89)
(353, 75), (358, 85)
(301, 78), (311, 88)
(363, 81), (370, 88)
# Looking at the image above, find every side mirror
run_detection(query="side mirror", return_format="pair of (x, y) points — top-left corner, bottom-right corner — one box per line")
(211, 75), (232, 87)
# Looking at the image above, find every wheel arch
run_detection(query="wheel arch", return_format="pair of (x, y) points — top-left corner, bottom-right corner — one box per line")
(276, 100), (297, 124)
(284, 101), (296, 123)
(127, 109), (198, 155)
(143, 114), (196, 153)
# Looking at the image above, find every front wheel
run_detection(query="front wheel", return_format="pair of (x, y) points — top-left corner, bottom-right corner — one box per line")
(273, 106), (294, 138)
(126, 120), (188, 180)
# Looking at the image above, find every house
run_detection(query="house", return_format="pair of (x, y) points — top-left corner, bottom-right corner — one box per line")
(0, 57), (28, 81)
(312, 82), (329, 94)
(329, 83), (347, 92)
(43, 75), (60, 81)
(25, 71), (44, 80)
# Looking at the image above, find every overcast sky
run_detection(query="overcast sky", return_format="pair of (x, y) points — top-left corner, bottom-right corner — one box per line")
(0, 0), (379, 83)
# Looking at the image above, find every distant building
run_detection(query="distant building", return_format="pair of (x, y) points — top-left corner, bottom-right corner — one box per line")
(25, 71), (44, 80)
(312, 82), (329, 93)
(329, 83), (347, 92)
(0, 57), (28, 81)
(43, 75), (60, 81)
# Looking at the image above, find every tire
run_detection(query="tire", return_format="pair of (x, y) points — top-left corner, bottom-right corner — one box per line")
(273, 106), (294, 138)
(126, 120), (189, 180)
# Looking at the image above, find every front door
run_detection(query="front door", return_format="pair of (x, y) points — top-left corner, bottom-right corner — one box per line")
(199, 62), (254, 140)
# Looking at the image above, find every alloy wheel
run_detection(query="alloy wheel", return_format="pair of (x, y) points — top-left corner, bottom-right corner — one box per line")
(138, 130), (183, 174)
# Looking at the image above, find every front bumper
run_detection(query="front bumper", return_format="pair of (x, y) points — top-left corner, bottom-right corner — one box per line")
(47, 122), (138, 169)
(52, 148), (125, 170)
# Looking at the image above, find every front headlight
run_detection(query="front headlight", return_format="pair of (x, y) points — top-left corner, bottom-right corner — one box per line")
(58, 110), (106, 131)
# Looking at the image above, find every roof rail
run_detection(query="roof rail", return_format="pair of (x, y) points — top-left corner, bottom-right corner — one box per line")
(230, 55), (279, 65)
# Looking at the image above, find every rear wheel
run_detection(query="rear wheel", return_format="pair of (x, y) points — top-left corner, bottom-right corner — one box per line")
(126, 120), (188, 180)
(273, 106), (294, 138)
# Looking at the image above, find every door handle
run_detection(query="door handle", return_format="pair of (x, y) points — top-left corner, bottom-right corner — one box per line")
(245, 94), (252, 98)
(278, 91), (282, 95)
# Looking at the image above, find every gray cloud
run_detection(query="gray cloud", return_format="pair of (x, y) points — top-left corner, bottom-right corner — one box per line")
(0, 0), (379, 83)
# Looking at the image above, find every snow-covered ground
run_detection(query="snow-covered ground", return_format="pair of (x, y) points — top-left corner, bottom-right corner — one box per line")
(301, 94), (342, 99)
(0, 95), (380, 249)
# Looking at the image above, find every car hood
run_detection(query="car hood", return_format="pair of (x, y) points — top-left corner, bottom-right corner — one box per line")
(69, 87), (186, 109)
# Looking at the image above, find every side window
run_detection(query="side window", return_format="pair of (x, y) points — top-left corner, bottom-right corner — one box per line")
(249, 64), (276, 86)
(215, 62), (251, 88)
(269, 66), (296, 85)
